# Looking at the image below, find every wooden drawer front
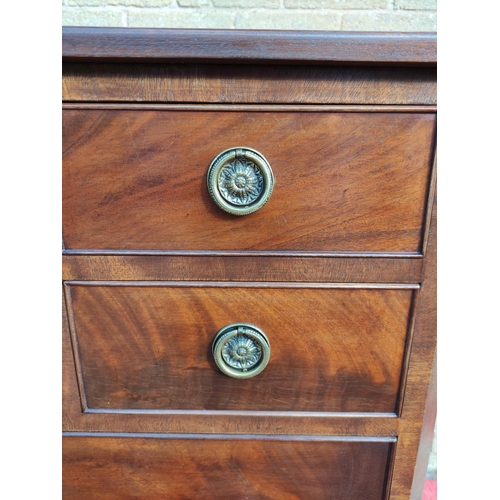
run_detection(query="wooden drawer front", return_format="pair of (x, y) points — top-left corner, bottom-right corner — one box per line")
(67, 283), (414, 414)
(63, 435), (394, 500)
(62, 109), (435, 253)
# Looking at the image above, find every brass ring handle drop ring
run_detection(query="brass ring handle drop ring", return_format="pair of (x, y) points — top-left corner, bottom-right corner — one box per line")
(207, 147), (274, 216)
(212, 323), (271, 379)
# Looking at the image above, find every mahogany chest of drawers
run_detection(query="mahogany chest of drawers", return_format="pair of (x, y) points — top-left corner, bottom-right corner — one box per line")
(62, 27), (436, 499)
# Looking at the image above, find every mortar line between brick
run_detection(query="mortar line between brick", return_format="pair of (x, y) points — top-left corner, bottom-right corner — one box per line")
(71, 6), (432, 13)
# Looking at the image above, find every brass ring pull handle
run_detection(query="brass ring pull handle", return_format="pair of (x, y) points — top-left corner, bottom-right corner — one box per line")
(212, 323), (271, 379)
(207, 147), (275, 216)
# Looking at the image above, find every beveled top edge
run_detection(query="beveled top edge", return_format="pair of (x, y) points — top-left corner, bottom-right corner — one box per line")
(62, 27), (436, 66)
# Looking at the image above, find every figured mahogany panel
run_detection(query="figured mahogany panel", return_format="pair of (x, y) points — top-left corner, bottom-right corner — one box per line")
(63, 109), (435, 253)
(67, 283), (414, 413)
(62, 253), (424, 283)
(63, 284), (402, 436)
(63, 435), (393, 500)
(62, 63), (437, 104)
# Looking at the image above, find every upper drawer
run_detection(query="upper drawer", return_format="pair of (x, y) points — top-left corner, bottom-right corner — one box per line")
(63, 108), (435, 254)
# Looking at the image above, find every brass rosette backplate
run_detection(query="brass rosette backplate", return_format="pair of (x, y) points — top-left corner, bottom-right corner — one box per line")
(212, 323), (271, 379)
(207, 147), (275, 216)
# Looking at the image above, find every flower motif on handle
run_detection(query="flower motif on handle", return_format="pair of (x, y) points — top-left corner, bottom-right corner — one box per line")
(218, 159), (264, 206)
(222, 333), (262, 370)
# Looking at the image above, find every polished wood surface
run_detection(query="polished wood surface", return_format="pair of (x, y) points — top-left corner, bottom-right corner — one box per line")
(64, 293), (402, 435)
(64, 289), (402, 434)
(63, 435), (394, 500)
(389, 192), (437, 500)
(62, 29), (437, 500)
(67, 283), (414, 413)
(63, 109), (435, 253)
(63, 254), (424, 283)
(62, 64), (437, 105)
(62, 28), (436, 65)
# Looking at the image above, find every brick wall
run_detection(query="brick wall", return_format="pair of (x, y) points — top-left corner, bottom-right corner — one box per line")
(62, 0), (437, 31)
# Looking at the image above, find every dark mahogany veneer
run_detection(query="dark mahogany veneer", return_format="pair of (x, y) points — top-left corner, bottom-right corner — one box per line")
(63, 28), (436, 500)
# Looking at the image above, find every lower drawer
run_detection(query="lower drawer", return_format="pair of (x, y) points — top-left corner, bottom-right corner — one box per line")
(65, 282), (415, 414)
(63, 434), (394, 500)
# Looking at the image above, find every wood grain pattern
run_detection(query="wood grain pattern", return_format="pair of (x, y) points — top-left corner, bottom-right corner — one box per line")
(61, 30), (437, 500)
(388, 195), (436, 500)
(67, 284), (414, 414)
(62, 63), (437, 104)
(63, 109), (435, 253)
(62, 28), (436, 65)
(421, 149), (437, 256)
(63, 288), (85, 421)
(64, 287), (402, 435)
(63, 434), (393, 500)
(64, 287), (87, 413)
(62, 254), (424, 283)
